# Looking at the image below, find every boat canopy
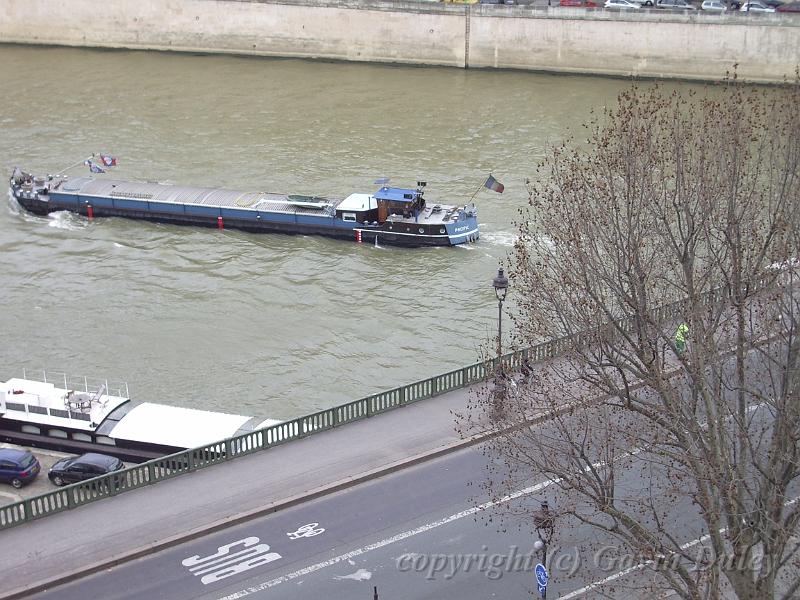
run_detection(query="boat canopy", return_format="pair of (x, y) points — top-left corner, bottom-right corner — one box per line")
(374, 187), (420, 203)
(108, 402), (252, 448)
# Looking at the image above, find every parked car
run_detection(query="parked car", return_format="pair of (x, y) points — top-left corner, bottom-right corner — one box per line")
(701, 0), (727, 8)
(560, 0), (599, 6)
(0, 448), (40, 489)
(657, 0), (697, 8)
(739, 0), (775, 9)
(48, 452), (124, 486)
(629, 0), (655, 6)
(605, 0), (640, 8)
(777, 0), (800, 9)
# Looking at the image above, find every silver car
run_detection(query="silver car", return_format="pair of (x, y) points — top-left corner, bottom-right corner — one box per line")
(740, 0), (775, 9)
(605, 0), (641, 8)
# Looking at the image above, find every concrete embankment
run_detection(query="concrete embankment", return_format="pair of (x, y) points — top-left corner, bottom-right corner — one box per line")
(1, 0), (798, 82)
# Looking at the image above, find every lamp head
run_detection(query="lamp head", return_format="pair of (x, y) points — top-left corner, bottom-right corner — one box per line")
(493, 267), (509, 302)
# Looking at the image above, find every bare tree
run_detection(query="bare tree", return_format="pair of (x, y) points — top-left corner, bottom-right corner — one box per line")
(475, 76), (800, 599)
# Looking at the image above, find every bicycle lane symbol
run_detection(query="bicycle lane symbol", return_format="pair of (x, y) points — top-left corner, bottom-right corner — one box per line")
(286, 522), (326, 540)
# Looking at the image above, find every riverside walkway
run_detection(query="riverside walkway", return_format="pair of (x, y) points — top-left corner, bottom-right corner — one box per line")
(0, 375), (496, 600)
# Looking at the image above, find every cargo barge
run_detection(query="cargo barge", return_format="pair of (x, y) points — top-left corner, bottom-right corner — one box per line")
(10, 167), (480, 247)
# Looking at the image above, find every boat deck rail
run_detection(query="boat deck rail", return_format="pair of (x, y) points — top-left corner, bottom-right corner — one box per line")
(19, 369), (129, 400)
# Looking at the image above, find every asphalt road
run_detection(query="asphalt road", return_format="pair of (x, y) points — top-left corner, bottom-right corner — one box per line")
(24, 434), (708, 600)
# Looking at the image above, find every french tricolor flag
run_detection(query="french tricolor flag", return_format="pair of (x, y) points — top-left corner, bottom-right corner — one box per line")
(484, 174), (504, 194)
(99, 154), (118, 167)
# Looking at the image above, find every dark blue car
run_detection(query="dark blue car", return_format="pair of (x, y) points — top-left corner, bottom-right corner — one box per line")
(0, 448), (41, 489)
(48, 452), (124, 487)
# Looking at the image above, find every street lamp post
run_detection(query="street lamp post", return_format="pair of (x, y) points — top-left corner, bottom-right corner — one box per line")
(492, 267), (509, 363)
(533, 500), (555, 599)
(491, 267), (510, 418)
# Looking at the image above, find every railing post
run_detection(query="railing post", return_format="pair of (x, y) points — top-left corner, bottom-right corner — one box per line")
(147, 462), (155, 483)
(23, 499), (34, 522)
(225, 439), (233, 460)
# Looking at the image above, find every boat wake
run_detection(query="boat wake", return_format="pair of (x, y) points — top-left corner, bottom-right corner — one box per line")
(479, 229), (518, 247)
(5, 190), (21, 216)
(47, 210), (88, 231)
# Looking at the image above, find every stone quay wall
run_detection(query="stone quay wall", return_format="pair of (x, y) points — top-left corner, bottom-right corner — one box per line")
(1, 0), (798, 82)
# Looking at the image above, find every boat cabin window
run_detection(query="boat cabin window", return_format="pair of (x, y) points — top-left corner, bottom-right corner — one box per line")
(380, 199), (419, 219)
(342, 213), (357, 222)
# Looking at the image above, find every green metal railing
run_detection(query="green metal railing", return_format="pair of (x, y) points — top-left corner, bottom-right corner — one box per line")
(0, 285), (735, 529)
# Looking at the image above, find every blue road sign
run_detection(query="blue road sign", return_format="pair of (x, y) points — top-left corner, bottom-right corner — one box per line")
(535, 563), (549, 587)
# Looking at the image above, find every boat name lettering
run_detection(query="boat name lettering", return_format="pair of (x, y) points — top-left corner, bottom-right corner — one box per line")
(454, 226), (470, 233)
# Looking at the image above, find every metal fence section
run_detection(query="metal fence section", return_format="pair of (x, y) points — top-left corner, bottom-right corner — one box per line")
(0, 283), (761, 529)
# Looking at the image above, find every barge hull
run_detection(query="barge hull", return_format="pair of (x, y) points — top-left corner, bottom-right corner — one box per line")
(17, 195), (460, 247)
(11, 171), (480, 248)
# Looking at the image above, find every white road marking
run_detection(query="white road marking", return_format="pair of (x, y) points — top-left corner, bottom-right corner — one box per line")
(334, 568), (372, 581)
(561, 495), (800, 599)
(286, 523), (325, 540)
(183, 537), (282, 586)
(215, 478), (558, 599)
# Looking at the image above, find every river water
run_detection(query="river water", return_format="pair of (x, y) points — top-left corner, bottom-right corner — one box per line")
(0, 44), (632, 420)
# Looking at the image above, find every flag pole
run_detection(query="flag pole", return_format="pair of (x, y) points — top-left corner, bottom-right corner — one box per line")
(468, 185), (483, 204)
(54, 154), (95, 176)
(469, 172), (494, 204)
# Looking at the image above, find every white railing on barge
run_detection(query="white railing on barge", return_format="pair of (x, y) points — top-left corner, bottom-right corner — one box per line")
(20, 369), (129, 400)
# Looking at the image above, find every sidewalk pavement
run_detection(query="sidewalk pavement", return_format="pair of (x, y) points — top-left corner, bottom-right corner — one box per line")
(0, 379), (494, 600)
